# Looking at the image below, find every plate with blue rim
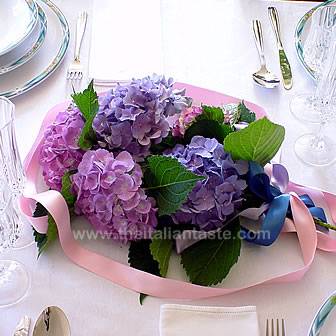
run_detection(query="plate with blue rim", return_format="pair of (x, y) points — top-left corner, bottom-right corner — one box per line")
(295, 0), (336, 80)
(0, 4), (47, 75)
(308, 292), (336, 335)
(0, 0), (38, 56)
(0, 0), (70, 99)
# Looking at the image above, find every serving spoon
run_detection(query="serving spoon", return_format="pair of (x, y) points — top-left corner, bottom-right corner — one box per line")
(252, 19), (280, 88)
(32, 306), (71, 336)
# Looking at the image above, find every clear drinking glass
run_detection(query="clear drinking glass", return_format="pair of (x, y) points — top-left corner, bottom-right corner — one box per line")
(0, 97), (33, 248)
(294, 33), (336, 167)
(291, 6), (336, 123)
(0, 178), (30, 307)
(303, 6), (335, 75)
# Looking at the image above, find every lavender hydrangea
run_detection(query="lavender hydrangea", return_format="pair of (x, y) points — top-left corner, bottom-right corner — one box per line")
(39, 106), (85, 191)
(93, 75), (192, 161)
(165, 136), (248, 231)
(72, 149), (158, 242)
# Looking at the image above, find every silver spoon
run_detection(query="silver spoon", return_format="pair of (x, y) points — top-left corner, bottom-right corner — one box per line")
(252, 19), (280, 89)
(32, 306), (70, 336)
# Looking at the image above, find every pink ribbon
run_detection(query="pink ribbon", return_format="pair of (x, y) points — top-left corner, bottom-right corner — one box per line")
(19, 83), (336, 299)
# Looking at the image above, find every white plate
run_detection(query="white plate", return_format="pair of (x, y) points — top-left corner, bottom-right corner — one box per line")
(0, 5), (47, 75)
(0, 0), (38, 56)
(0, 0), (69, 99)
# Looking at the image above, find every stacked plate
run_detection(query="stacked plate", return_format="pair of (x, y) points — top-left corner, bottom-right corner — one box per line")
(0, 0), (70, 98)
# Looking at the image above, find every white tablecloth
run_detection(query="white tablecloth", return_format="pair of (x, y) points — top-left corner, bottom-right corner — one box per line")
(2, 0), (336, 335)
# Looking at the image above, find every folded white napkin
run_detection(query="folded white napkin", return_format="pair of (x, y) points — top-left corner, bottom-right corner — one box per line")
(160, 304), (260, 336)
(89, 0), (163, 84)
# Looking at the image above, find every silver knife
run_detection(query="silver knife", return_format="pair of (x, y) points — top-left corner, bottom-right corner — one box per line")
(268, 6), (293, 90)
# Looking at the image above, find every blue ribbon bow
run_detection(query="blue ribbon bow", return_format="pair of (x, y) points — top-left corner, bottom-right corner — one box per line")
(241, 162), (327, 246)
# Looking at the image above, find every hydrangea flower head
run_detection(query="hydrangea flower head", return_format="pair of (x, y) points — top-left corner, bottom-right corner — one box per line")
(93, 75), (192, 161)
(39, 106), (85, 191)
(172, 106), (203, 137)
(165, 136), (248, 231)
(72, 149), (157, 242)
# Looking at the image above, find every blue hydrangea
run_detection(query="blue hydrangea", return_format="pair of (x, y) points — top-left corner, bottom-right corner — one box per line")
(165, 136), (248, 231)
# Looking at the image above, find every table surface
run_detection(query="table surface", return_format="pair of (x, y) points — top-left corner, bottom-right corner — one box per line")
(2, 0), (336, 335)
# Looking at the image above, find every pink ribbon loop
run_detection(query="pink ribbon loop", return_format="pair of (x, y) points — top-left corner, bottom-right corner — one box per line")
(19, 83), (336, 299)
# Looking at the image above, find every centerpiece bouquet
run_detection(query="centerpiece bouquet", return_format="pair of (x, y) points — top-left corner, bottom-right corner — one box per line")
(32, 75), (332, 300)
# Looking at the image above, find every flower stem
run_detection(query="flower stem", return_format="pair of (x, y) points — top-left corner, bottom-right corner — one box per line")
(313, 217), (336, 231)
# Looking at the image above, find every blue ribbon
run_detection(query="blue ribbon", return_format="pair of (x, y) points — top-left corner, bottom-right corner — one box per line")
(242, 162), (327, 246)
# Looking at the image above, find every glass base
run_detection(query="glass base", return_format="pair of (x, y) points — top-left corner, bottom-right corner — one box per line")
(290, 94), (320, 124)
(294, 133), (336, 167)
(0, 260), (30, 308)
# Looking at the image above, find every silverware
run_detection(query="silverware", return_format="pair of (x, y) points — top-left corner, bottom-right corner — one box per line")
(66, 11), (88, 80)
(13, 316), (31, 336)
(266, 318), (286, 336)
(252, 19), (280, 88)
(32, 306), (71, 336)
(268, 7), (293, 90)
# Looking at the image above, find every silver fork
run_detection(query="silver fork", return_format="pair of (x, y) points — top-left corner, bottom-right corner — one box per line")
(67, 11), (88, 80)
(266, 319), (286, 336)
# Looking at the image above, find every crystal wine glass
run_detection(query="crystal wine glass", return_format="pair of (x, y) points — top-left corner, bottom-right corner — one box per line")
(0, 178), (30, 307)
(0, 97), (33, 248)
(291, 5), (336, 123)
(294, 32), (336, 167)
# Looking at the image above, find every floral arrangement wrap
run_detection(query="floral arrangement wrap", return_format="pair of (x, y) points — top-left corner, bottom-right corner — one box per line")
(21, 75), (336, 301)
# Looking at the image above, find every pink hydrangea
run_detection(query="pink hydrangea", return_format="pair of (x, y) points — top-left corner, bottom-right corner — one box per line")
(39, 106), (85, 191)
(172, 106), (203, 137)
(72, 149), (158, 242)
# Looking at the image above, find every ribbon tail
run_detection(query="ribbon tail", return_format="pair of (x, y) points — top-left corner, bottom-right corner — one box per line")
(242, 194), (290, 246)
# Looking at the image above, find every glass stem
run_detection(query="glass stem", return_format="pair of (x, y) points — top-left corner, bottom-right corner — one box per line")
(312, 122), (326, 149)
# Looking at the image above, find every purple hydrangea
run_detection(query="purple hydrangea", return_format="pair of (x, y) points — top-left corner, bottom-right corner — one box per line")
(72, 149), (158, 242)
(39, 106), (85, 191)
(165, 136), (248, 231)
(93, 75), (192, 161)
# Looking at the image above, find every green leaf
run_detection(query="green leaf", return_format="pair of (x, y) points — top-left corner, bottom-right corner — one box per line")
(156, 215), (195, 232)
(139, 293), (147, 305)
(224, 117), (285, 166)
(45, 216), (58, 249)
(197, 105), (224, 123)
(145, 156), (204, 216)
(150, 233), (173, 277)
(128, 240), (160, 276)
(72, 80), (99, 120)
(238, 101), (256, 124)
(181, 219), (241, 286)
(33, 215), (58, 258)
(184, 120), (233, 144)
(72, 80), (99, 150)
(33, 228), (47, 256)
(61, 172), (76, 207)
(32, 203), (48, 256)
(150, 133), (180, 155)
(128, 240), (160, 304)
(32, 203), (58, 257)
(33, 202), (48, 217)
